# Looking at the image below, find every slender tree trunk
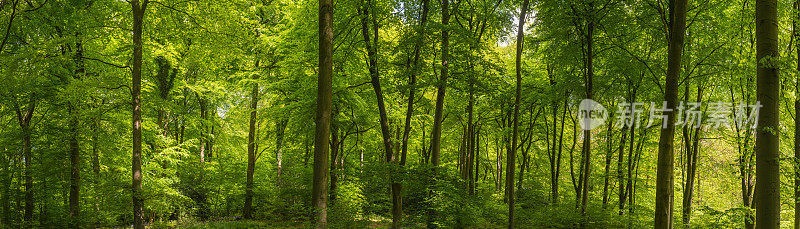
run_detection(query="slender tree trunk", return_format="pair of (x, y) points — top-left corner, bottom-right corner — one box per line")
(682, 86), (703, 227)
(15, 97), (35, 228)
(754, 0), (781, 227)
(508, 1), (528, 227)
(197, 97), (209, 221)
(0, 148), (9, 227)
(312, 0), (334, 225)
(427, 0), (450, 226)
(602, 120), (613, 209)
(401, 0), (430, 167)
(68, 110), (80, 228)
(357, 1), (400, 226)
(130, 1), (148, 228)
(467, 93), (476, 195)
(553, 94), (567, 204)
(623, 88), (638, 215)
(654, 0), (687, 227)
(579, 4), (595, 223)
(276, 119), (288, 187)
(243, 67), (259, 219)
(0, 150), (8, 228)
(793, 1), (800, 228)
(475, 125), (481, 185)
(68, 33), (85, 229)
(616, 125), (628, 214)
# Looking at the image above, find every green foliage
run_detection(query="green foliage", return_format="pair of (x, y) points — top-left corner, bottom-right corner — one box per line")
(1, 0), (799, 228)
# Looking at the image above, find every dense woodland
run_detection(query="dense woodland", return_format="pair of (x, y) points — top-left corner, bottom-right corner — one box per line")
(0, 0), (798, 228)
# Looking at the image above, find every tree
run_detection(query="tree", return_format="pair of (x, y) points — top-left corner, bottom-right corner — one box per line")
(14, 95), (35, 227)
(428, 0), (450, 226)
(243, 62), (259, 219)
(356, 0), (400, 225)
(793, 1), (800, 228)
(654, 0), (687, 227)
(130, 1), (150, 228)
(754, 0), (781, 227)
(508, 0), (529, 227)
(312, 0), (334, 226)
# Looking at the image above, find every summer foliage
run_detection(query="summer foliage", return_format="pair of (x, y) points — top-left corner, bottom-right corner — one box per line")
(0, 0), (798, 228)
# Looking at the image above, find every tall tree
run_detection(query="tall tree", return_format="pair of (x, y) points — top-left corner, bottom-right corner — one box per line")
(68, 31), (85, 229)
(130, 1), (149, 228)
(397, 0), (430, 225)
(312, 0), (334, 226)
(356, 0), (400, 226)
(243, 63), (259, 219)
(508, 0), (529, 227)
(577, 2), (595, 222)
(428, 0), (450, 226)
(14, 95), (35, 228)
(754, 0), (781, 227)
(654, 0), (687, 227)
(793, 1), (800, 228)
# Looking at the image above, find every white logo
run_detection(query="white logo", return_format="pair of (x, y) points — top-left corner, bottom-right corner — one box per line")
(578, 99), (607, 130)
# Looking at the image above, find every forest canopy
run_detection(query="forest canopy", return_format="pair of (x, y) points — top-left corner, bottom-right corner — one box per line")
(0, 0), (798, 228)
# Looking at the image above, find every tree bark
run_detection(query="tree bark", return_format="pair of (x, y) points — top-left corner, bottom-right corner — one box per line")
(616, 125), (628, 214)
(401, 0), (430, 167)
(276, 119), (288, 186)
(243, 66), (259, 219)
(15, 96), (35, 228)
(654, 0), (687, 227)
(793, 1), (799, 228)
(357, 1), (401, 226)
(68, 32), (85, 229)
(130, 1), (148, 228)
(579, 4), (595, 223)
(508, 0), (528, 227)
(427, 0), (449, 226)
(681, 85), (703, 227)
(754, 0), (781, 227)
(602, 119), (613, 209)
(312, 0), (334, 225)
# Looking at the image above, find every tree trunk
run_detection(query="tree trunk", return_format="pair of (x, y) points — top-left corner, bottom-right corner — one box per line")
(0, 149), (9, 228)
(508, 1), (528, 227)
(312, 0), (334, 225)
(243, 67), (259, 219)
(68, 33), (85, 229)
(616, 125), (628, 214)
(130, 2), (148, 228)
(793, 1), (799, 228)
(754, 0), (781, 227)
(430, 0), (449, 173)
(427, 0), (450, 227)
(579, 4), (595, 223)
(357, 1), (400, 226)
(467, 89), (476, 196)
(15, 96), (35, 228)
(276, 119), (288, 187)
(602, 120), (613, 209)
(476, 125), (481, 186)
(654, 0), (687, 227)
(682, 85), (703, 227)
(401, 0), (430, 167)
(68, 109), (80, 229)
(623, 87), (638, 215)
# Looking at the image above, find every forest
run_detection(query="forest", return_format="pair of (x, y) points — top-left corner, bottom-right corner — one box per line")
(0, 0), (798, 228)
